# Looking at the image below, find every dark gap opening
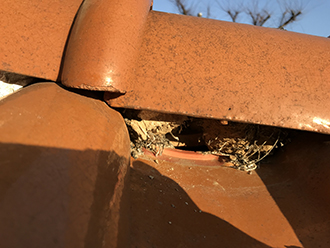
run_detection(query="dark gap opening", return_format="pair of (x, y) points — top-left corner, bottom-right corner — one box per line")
(114, 108), (293, 171)
(0, 70), (49, 86)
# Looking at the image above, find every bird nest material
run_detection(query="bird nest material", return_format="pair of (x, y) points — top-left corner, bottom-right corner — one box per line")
(202, 120), (281, 171)
(122, 109), (285, 172)
(124, 110), (188, 157)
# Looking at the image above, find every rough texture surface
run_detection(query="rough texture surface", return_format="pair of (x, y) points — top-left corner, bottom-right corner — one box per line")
(106, 11), (330, 135)
(0, 0), (83, 80)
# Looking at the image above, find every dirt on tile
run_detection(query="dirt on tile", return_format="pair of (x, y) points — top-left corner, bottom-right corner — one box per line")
(121, 109), (287, 171)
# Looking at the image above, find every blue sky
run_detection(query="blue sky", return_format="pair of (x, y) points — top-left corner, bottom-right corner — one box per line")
(153, 0), (330, 37)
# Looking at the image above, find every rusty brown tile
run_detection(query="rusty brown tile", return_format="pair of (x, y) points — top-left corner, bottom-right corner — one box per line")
(104, 11), (330, 134)
(0, 83), (131, 247)
(0, 0), (83, 80)
(130, 131), (330, 247)
(61, 0), (153, 91)
(1, 0), (329, 134)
